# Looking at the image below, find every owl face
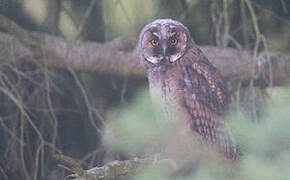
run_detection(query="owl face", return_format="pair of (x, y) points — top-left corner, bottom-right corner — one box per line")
(138, 19), (190, 65)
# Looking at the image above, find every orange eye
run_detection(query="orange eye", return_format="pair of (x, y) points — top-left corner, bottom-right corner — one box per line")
(170, 38), (178, 45)
(151, 39), (159, 46)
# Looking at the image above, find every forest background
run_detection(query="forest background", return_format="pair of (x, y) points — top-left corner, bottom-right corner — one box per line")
(0, 0), (290, 179)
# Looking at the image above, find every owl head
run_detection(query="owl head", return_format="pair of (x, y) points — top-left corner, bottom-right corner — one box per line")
(137, 19), (193, 66)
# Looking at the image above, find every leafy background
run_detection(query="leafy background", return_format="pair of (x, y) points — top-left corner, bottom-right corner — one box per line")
(0, 0), (290, 179)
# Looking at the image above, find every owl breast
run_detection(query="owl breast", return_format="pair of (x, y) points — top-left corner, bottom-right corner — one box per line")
(147, 64), (189, 129)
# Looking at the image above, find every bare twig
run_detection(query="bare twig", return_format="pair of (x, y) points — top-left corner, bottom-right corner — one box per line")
(179, 0), (198, 21)
(69, 68), (104, 135)
(115, 0), (132, 24)
(240, 0), (249, 49)
(0, 14), (29, 38)
(280, 0), (288, 14)
(222, 0), (230, 47)
(75, 0), (98, 39)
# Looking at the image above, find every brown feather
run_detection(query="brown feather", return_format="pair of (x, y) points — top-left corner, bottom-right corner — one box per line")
(138, 19), (240, 161)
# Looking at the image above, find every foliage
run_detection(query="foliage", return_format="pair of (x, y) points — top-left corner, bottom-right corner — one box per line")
(108, 89), (158, 155)
(0, 0), (290, 180)
(110, 88), (290, 179)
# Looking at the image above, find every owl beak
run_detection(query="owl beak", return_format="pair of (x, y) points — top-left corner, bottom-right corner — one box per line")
(161, 43), (167, 58)
(162, 43), (167, 57)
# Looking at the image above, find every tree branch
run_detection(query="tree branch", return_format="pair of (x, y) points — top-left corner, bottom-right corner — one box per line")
(0, 16), (290, 85)
(55, 154), (172, 180)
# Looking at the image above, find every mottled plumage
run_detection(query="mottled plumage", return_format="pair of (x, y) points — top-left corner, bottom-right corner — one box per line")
(137, 19), (240, 160)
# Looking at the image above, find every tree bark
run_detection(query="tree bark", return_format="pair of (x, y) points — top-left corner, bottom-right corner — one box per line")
(63, 157), (158, 180)
(0, 16), (290, 86)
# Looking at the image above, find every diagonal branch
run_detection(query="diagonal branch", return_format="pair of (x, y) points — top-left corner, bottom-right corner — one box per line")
(0, 16), (290, 86)
(55, 153), (172, 180)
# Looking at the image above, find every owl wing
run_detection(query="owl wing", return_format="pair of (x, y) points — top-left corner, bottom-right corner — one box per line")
(179, 52), (239, 160)
(181, 56), (229, 116)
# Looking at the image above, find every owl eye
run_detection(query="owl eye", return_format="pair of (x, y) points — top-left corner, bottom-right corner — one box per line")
(170, 38), (178, 45)
(151, 39), (159, 46)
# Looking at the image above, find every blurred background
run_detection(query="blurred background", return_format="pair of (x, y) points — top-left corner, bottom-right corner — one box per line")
(0, 0), (290, 179)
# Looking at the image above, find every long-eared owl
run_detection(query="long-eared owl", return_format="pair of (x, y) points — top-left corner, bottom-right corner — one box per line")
(137, 19), (240, 161)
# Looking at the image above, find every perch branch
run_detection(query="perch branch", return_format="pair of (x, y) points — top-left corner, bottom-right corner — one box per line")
(55, 154), (167, 180)
(0, 16), (290, 85)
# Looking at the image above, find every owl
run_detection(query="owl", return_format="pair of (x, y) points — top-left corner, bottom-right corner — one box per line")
(137, 19), (240, 161)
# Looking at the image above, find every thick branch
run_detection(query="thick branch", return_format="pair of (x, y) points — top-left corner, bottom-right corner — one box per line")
(55, 154), (174, 180)
(64, 157), (155, 180)
(27, 32), (145, 77)
(1, 29), (290, 85)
